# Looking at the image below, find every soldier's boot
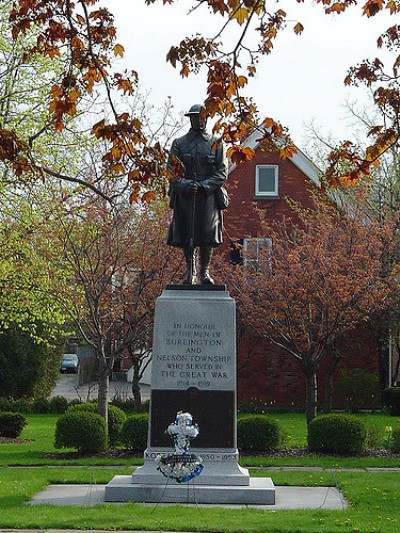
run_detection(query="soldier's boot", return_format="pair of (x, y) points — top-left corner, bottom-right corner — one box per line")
(183, 247), (197, 285)
(200, 245), (214, 284)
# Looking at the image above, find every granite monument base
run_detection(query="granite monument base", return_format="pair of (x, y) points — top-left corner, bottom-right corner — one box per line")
(105, 286), (275, 504)
(129, 448), (249, 486)
(105, 475), (275, 505)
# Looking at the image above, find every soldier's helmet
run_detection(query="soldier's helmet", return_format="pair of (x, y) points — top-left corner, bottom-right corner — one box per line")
(184, 104), (204, 116)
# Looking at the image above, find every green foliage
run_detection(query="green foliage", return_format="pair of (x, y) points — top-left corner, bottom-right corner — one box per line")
(0, 324), (64, 400)
(110, 396), (150, 413)
(0, 412), (26, 438)
(54, 411), (107, 453)
(107, 405), (127, 446)
(0, 397), (13, 411)
(67, 402), (126, 446)
(336, 368), (380, 412)
(121, 414), (149, 450)
(31, 399), (50, 414)
(308, 414), (367, 455)
(49, 396), (69, 414)
(237, 415), (285, 452)
(12, 399), (32, 414)
(390, 427), (400, 452)
(382, 387), (400, 415)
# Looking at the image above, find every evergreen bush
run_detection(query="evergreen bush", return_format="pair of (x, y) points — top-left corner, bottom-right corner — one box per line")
(382, 387), (400, 416)
(13, 399), (32, 413)
(54, 411), (107, 453)
(31, 398), (51, 413)
(0, 412), (27, 438)
(67, 402), (126, 445)
(237, 415), (285, 452)
(0, 397), (13, 412)
(308, 414), (367, 455)
(121, 414), (149, 450)
(49, 396), (69, 414)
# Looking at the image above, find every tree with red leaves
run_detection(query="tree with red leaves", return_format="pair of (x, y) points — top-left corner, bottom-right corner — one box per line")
(4, 0), (400, 197)
(41, 195), (182, 422)
(228, 195), (394, 424)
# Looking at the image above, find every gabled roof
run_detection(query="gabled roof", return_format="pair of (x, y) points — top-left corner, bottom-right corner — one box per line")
(229, 128), (322, 188)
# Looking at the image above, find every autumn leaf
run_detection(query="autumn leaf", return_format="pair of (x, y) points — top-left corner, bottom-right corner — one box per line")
(363, 0), (385, 17)
(280, 145), (298, 159)
(227, 145), (255, 165)
(293, 22), (304, 35)
(232, 6), (250, 25)
(180, 65), (190, 78)
(113, 43), (125, 57)
(142, 190), (157, 203)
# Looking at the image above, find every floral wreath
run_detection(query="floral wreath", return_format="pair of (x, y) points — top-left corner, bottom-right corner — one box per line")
(156, 411), (204, 483)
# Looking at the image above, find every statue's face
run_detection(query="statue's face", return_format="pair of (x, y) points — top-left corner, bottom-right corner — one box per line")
(190, 114), (207, 131)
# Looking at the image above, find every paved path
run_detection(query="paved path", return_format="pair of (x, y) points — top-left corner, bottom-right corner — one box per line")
(52, 375), (150, 402)
(29, 483), (347, 510)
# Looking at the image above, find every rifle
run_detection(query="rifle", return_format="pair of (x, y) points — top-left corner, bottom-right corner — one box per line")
(187, 171), (197, 284)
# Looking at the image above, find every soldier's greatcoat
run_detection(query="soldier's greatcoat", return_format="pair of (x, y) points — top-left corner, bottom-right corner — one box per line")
(167, 129), (227, 248)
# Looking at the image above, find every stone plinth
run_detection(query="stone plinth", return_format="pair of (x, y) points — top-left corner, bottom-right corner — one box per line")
(105, 476), (275, 505)
(105, 286), (275, 504)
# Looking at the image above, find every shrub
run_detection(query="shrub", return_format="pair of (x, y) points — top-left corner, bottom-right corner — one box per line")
(13, 399), (32, 414)
(0, 397), (13, 412)
(67, 402), (126, 445)
(382, 387), (400, 416)
(237, 415), (285, 452)
(54, 411), (107, 453)
(308, 414), (367, 455)
(110, 396), (149, 413)
(0, 412), (27, 438)
(31, 398), (50, 414)
(107, 405), (126, 446)
(68, 398), (82, 407)
(390, 427), (400, 453)
(337, 368), (380, 412)
(49, 396), (69, 414)
(121, 414), (149, 450)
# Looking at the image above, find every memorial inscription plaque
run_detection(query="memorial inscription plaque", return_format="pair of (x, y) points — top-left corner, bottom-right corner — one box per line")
(150, 291), (236, 449)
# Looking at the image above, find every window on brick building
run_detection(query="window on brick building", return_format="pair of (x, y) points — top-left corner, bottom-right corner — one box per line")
(255, 165), (279, 197)
(243, 237), (272, 273)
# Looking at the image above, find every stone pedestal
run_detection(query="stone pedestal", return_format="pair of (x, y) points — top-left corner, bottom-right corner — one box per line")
(105, 286), (275, 505)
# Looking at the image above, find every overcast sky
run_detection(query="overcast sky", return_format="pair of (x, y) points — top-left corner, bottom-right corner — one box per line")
(105, 1), (394, 149)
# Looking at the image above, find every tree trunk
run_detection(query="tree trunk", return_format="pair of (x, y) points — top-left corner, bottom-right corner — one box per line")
(323, 353), (341, 413)
(131, 361), (142, 411)
(305, 368), (318, 425)
(97, 358), (110, 426)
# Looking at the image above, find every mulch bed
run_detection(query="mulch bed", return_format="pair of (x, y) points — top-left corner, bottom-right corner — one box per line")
(0, 437), (32, 444)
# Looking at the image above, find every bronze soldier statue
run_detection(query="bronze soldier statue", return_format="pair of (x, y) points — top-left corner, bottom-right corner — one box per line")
(167, 104), (228, 285)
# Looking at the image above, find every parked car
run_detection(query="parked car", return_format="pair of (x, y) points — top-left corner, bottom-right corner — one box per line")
(60, 354), (79, 374)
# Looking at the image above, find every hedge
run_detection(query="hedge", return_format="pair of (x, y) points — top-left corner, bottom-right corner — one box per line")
(237, 415), (285, 452)
(308, 414), (367, 455)
(54, 411), (107, 453)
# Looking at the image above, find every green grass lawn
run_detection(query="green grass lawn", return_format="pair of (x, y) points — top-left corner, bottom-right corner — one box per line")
(1, 412), (400, 532)
(0, 467), (399, 532)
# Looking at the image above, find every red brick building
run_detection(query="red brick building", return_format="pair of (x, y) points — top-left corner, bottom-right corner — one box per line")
(223, 130), (382, 410)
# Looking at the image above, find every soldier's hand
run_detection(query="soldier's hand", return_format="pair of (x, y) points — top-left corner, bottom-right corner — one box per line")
(186, 181), (199, 195)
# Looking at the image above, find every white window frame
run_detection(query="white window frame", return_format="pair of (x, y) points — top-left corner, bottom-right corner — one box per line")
(243, 237), (272, 272)
(255, 165), (279, 197)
